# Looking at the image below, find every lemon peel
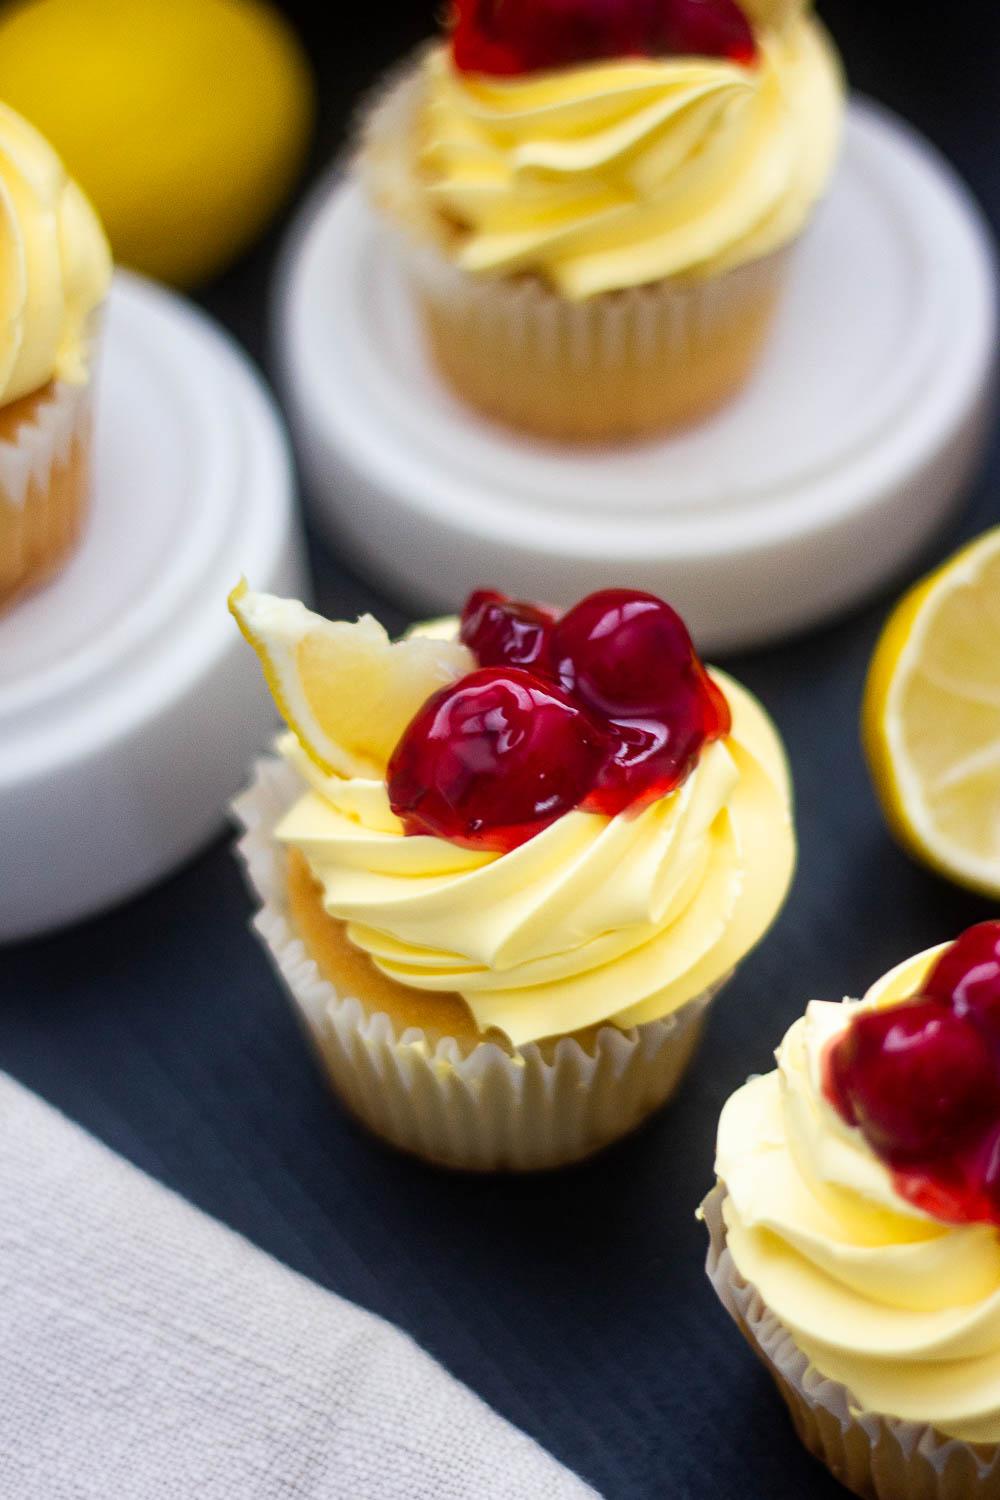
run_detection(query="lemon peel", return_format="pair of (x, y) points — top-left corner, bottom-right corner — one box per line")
(229, 582), (474, 780)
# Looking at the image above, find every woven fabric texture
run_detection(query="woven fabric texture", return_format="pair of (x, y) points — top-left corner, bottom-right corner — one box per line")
(0, 1071), (597, 1500)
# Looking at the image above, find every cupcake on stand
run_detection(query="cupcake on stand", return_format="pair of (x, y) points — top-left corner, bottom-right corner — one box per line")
(358, 0), (844, 440)
(278, 0), (994, 651)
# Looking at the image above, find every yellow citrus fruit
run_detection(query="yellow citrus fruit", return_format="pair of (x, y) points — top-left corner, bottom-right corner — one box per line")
(0, 0), (314, 287)
(862, 524), (1000, 898)
(229, 582), (474, 780)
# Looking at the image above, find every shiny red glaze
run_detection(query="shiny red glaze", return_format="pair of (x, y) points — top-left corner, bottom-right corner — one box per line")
(451, 0), (756, 76)
(551, 588), (696, 717)
(820, 924), (1000, 1227)
(459, 589), (557, 672)
(550, 588), (731, 815)
(390, 587), (728, 849)
(825, 998), (1000, 1163)
(979, 1124), (1000, 1216)
(889, 1157), (996, 1226)
(882, 1123), (1000, 1226)
(923, 920), (1000, 1038)
(581, 719), (703, 816)
(386, 667), (612, 851)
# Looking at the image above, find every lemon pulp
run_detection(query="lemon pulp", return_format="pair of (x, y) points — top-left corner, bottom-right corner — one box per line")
(862, 525), (1000, 897)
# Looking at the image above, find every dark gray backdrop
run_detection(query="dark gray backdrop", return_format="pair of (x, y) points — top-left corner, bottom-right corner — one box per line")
(4, 3), (1000, 1495)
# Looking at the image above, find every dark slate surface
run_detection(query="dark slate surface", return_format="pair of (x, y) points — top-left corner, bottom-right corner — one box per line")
(3, 3), (999, 1496)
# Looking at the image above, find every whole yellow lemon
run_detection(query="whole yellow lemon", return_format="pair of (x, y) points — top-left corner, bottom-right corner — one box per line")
(0, 0), (314, 286)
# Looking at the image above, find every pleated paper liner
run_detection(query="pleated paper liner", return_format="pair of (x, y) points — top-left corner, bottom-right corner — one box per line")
(233, 755), (725, 1171)
(0, 341), (98, 612)
(358, 64), (791, 442)
(701, 1183), (1000, 1500)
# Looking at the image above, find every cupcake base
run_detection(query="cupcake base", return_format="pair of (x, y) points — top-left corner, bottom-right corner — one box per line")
(410, 249), (787, 443)
(234, 755), (721, 1172)
(702, 1184), (1000, 1500)
(0, 374), (95, 612)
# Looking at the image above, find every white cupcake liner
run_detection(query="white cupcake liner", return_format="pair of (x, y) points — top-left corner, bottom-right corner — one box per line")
(0, 373), (92, 510)
(400, 234), (790, 429)
(358, 65), (792, 439)
(0, 321), (99, 607)
(232, 754), (723, 1172)
(702, 1183), (1000, 1499)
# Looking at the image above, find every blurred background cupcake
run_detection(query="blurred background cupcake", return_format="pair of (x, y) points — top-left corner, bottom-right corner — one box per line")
(359, 0), (844, 441)
(0, 0), (313, 614)
(0, 101), (109, 611)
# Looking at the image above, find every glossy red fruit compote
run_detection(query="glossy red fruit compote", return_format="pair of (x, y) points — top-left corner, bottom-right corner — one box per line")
(924, 920), (1000, 1032)
(451, 0), (756, 77)
(386, 667), (612, 850)
(550, 589), (730, 815)
(459, 589), (557, 672)
(824, 922), (1000, 1226)
(388, 587), (730, 851)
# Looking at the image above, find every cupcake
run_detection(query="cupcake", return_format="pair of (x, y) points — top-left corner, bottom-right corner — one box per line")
(358, 0), (843, 441)
(704, 920), (1000, 1500)
(232, 583), (794, 1170)
(0, 102), (111, 611)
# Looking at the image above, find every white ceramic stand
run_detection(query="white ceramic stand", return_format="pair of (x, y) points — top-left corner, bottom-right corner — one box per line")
(277, 99), (997, 652)
(0, 271), (306, 943)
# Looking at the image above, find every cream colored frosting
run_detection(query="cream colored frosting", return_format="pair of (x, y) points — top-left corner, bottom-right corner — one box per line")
(716, 943), (1000, 1443)
(0, 102), (110, 404)
(416, 11), (842, 298)
(275, 661), (794, 1048)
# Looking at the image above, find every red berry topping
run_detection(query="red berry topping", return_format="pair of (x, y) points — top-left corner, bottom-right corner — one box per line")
(389, 588), (727, 850)
(821, 924), (1000, 1227)
(386, 667), (612, 851)
(451, 0), (756, 77)
(978, 1126), (1000, 1214)
(826, 999), (999, 1163)
(923, 920), (1000, 1038)
(459, 589), (556, 672)
(551, 588), (695, 717)
(549, 588), (731, 814)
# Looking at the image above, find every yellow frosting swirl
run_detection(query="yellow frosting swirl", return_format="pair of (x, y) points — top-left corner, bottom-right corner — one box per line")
(0, 102), (110, 404)
(275, 665), (794, 1047)
(716, 945), (1000, 1443)
(417, 12), (842, 298)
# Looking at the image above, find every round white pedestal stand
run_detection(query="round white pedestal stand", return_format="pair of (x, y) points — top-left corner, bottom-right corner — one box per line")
(277, 99), (997, 652)
(0, 271), (307, 943)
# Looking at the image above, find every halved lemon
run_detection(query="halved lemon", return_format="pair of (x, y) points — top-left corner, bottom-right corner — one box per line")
(862, 526), (1000, 897)
(229, 582), (473, 779)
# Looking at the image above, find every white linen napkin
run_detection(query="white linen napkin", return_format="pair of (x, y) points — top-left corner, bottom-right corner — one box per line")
(0, 1071), (599, 1499)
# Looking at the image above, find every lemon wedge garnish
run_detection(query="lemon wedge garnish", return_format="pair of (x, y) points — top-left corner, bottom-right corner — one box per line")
(862, 526), (1000, 897)
(229, 582), (474, 780)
